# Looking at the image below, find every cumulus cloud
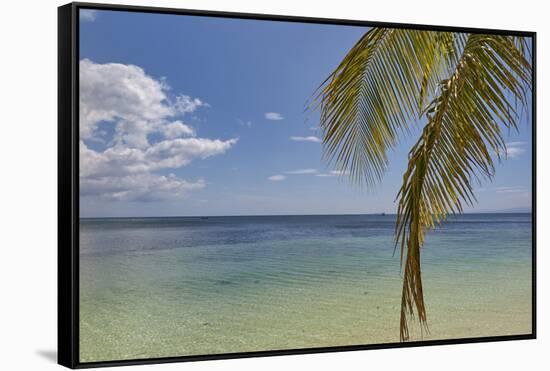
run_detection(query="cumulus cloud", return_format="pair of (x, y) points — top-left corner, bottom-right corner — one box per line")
(265, 112), (284, 120)
(80, 59), (174, 144)
(79, 59), (237, 201)
(290, 136), (322, 143)
(161, 121), (195, 139)
(268, 175), (286, 181)
(80, 173), (206, 202)
(80, 138), (237, 178)
(174, 95), (208, 114)
(80, 9), (97, 22)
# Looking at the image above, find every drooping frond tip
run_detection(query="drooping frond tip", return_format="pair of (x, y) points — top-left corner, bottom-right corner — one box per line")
(314, 27), (532, 342)
(395, 33), (531, 341)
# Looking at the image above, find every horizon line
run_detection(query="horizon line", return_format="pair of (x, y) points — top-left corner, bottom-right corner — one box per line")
(80, 210), (533, 219)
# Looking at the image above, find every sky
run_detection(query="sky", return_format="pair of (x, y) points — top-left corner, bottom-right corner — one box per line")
(78, 9), (533, 217)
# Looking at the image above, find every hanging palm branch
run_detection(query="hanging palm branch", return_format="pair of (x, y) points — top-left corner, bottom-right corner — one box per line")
(314, 28), (531, 341)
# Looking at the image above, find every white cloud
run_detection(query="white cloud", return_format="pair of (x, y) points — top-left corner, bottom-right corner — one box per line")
(80, 138), (237, 178)
(290, 136), (322, 143)
(80, 9), (97, 22)
(284, 169), (318, 175)
(145, 138), (237, 170)
(330, 170), (350, 176)
(268, 175), (286, 181)
(174, 95), (208, 114)
(80, 59), (174, 144)
(161, 121), (195, 139)
(265, 112), (284, 120)
(495, 142), (526, 159)
(496, 186), (528, 194)
(79, 59), (236, 202)
(315, 170), (350, 177)
(80, 173), (206, 202)
(506, 147), (525, 158)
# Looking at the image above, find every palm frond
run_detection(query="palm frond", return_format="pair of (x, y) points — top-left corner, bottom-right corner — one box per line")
(314, 28), (466, 186)
(395, 33), (531, 341)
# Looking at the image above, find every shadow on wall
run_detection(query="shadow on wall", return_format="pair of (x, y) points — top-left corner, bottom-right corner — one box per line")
(36, 350), (57, 363)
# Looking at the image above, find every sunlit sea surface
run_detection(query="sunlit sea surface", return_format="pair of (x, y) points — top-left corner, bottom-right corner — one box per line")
(79, 213), (532, 362)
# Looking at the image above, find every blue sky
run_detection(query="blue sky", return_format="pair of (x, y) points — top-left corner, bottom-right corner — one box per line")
(79, 9), (533, 217)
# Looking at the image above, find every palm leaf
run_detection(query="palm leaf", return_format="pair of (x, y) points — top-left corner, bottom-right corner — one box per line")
(315, 28), (531, 341)
(395, 33), (531, 340)
(314, 28), (466, 186)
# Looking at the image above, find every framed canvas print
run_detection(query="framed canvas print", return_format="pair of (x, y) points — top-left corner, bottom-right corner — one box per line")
(58, 2), (536, 368)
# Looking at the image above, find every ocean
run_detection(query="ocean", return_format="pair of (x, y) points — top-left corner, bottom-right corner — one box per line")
(79, 213), (532, 362)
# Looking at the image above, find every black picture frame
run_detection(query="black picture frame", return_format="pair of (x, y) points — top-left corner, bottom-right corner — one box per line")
(58, 2), (537, 369)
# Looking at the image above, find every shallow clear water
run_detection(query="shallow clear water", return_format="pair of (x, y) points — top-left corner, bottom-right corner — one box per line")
(79, 214), (532, 362)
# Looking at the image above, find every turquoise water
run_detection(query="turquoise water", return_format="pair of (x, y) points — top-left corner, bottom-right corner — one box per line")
(79, 214), (532, 362)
